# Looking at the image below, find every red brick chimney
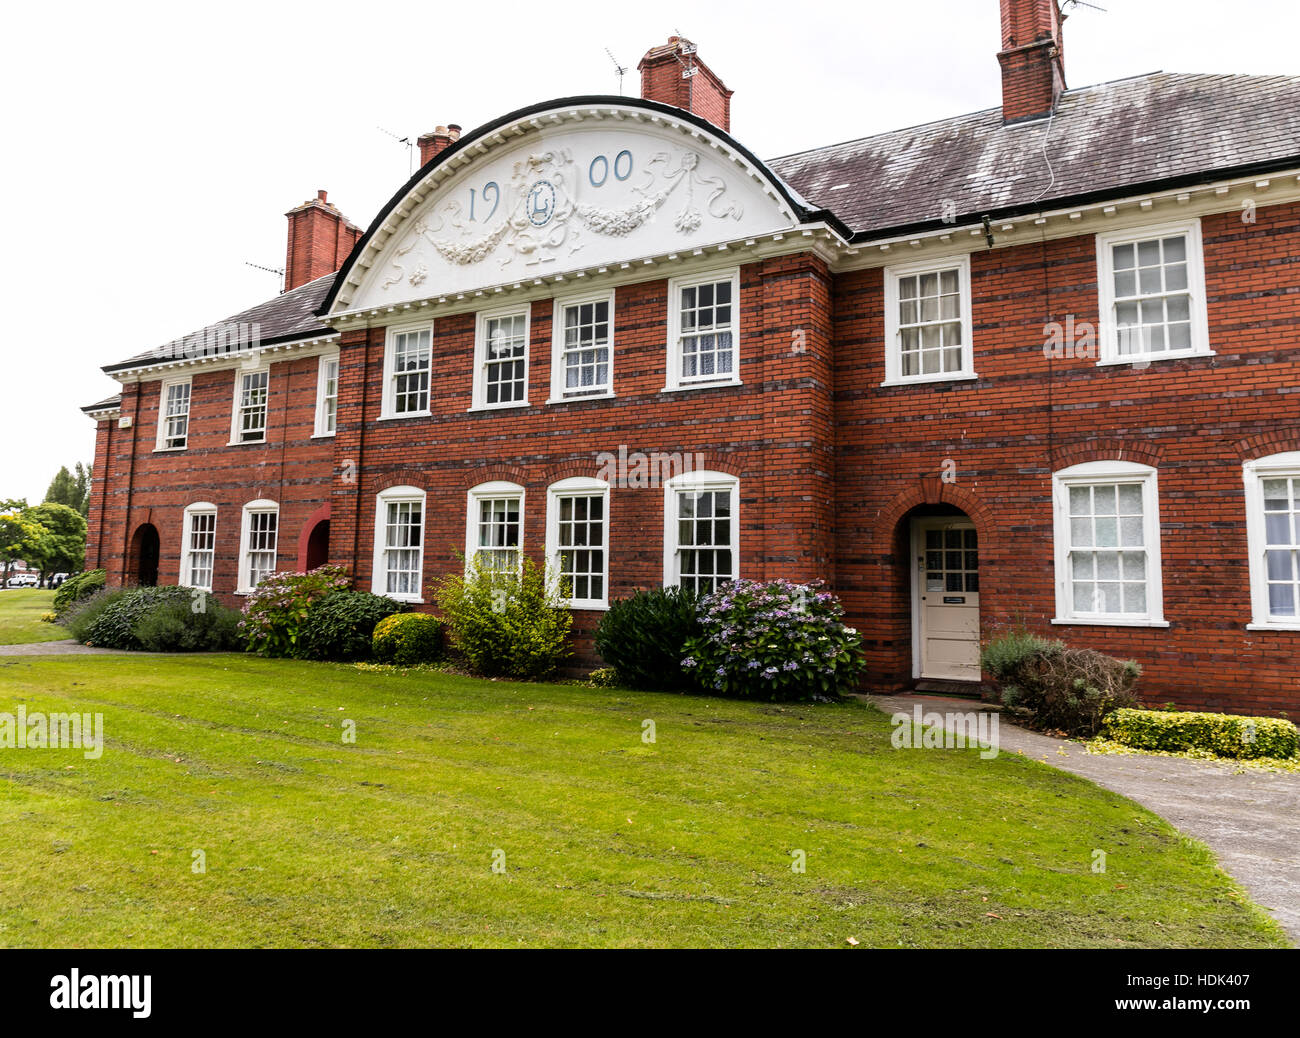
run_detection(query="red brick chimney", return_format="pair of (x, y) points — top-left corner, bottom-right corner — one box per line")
(417, 124), (462, 167)
(283, 190), (362, 292)
(997, 0), (1066, 123)
(638, 36), (733, 133)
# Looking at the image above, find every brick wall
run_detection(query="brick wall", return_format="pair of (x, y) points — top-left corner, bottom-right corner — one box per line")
(90, 355), (334, 597)
(86, 199), (1300, 715)
(832, 199), (1300, 715)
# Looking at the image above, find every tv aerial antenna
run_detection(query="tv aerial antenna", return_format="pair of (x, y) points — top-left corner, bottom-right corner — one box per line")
(604, 47), (628, 94)
(378, 124), (415, 176)
(244, 260), (286, 291)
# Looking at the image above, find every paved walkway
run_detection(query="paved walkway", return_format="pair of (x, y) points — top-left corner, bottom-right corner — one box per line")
(0, 639), (135, 656)
(868, 694), (1300, 944)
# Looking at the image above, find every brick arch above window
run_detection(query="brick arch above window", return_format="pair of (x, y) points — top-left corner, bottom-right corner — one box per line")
(360, 469), (432, 498)
(874, 478), (994, 553)
(1234, 428), (1300, 462)
(460, 463), (531, 490)
(1048, 438), (1163, 471)
(538, 459), (608, 487)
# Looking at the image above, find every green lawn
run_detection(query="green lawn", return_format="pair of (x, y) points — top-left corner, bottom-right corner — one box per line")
(0, 589), (67, 644)
(0, 654), (1286, 948)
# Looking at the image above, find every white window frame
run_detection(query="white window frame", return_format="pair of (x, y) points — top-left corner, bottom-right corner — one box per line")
(1243, 451), (1300, 631)
(548, 289), (615, 402)
(236, 499), (279, 594)
(314, 351), (340, 437)
(1095, 218), (1212, 366)
(381, 323), (434, 420)
(545, 477), (610, 609)
(881, 253), (976, 387)
(372, 485), (426, 604)
(662, 470), (740, 593)
(229, 363), (270, 445)
(155, 376), (192, 451)
(466, 480), (525, 574)
(471, 306), (530, 411)
(1051, 461), (1167, 627)
(180, 502), (217, 592)
(664, 267), (742, 392)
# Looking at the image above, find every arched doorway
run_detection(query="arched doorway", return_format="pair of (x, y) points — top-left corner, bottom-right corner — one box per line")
(902, 505), (980, 685)
(305, 519), (330, 571)
(129, 524), (160, 587)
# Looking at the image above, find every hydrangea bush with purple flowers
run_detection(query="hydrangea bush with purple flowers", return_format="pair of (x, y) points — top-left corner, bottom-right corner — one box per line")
(681, 579), (863, 701)
(239, 564), (351, 657)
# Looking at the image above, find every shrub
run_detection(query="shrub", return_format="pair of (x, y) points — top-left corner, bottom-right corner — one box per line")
(1103, 708), (1298, 761)
(373, 612), (444, 665)
(53, 569), (106, 616)
(288, 589), (406, 661)
(73, 585), (189, 650)
(63, 587), (132, 643)
(434, 553), (572, 680)
(239, 565), (351, 657)
(132, 592), (243, 652)
(681, 579), (864, 702)
(594, 586), (700, 691)
(981, 630), (1140, 736)
(583, 666), (622, 688)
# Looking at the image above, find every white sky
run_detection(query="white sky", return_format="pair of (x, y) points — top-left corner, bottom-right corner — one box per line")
(1, 0), (1296, 503)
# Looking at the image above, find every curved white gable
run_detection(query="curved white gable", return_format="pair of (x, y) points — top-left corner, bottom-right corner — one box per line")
(335, 104), (800, 312)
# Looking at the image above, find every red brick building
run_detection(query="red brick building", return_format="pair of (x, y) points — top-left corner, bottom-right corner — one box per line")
(83, 2), (1300, 715)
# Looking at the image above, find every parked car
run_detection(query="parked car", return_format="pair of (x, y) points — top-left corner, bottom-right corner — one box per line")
(6, 574), (38, 588)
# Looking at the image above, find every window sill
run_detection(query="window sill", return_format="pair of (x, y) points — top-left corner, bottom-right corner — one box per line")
(1051, 617), (1170, 628)
(311, 431), (337, 439)
(467, 401), (530, 413)
(379, 595), (425, 605)
(880, 372), (978, 389)
(660, 379), (742, 394)
(153, 446), (188, 453)
(565, 602), (609, 612)
(1096, 350), (1214, 367)
(226, 438), (268, 447)
(1246, 622), (1300, 632)
(377, 411), (432, 422)
(544, 392), (615, 405)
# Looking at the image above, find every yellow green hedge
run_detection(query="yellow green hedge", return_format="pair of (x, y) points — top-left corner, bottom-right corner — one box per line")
(372, 612), (444, 665)
(1102, 708), (1298, 760)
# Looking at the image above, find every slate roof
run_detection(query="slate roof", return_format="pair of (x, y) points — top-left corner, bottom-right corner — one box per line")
(93, 71), (1300, 396)
(767, 72), (1300, 237)
(101, 272), (336, 374)
(80, 394), (123, 414)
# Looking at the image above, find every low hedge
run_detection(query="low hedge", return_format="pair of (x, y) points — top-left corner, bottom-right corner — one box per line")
(1103, 708), (1298, 761)
(53, 569), (106, 617)
(372, 612), (444, 664)
(64, 585), (241, 651)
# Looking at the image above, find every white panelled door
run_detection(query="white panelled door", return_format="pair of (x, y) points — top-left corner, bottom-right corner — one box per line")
(912, 519), (980, 681)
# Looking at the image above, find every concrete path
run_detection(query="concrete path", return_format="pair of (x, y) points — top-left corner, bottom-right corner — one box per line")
(869, 693), (1300, 945)
(0, 639), (134, 656)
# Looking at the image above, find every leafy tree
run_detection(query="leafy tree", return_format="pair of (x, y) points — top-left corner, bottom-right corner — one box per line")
(22, 503), (86, 586)
(0, 512), (41, 587)
(44, 463), (93, 517)
(74, 462), (93, 517)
